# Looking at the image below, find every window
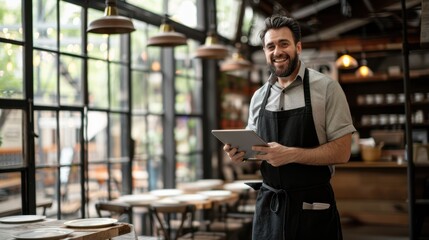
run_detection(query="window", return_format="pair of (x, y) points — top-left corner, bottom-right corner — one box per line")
(0, 0), (208, 219)
(216, 0), (242, 40)
(174, 40), (203, 182)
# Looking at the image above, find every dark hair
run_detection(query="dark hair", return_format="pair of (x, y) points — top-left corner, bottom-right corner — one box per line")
(259, 15), (301, 46)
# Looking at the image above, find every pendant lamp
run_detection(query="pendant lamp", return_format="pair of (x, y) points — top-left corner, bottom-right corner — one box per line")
(220, 44), (252, 72)
(147, 15), (187, 47)
(87, 0), (135, 34)
(335, 52), (358, 69)
(194, 30), (228, 59)
(355, 53), (373, 77)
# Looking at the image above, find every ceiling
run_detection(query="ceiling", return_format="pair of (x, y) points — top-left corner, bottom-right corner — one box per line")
(249, 0), (423, 52)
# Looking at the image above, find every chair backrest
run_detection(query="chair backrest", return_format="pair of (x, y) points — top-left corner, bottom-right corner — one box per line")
(149, 203), (195, 240)
(95, 201), (133, 223)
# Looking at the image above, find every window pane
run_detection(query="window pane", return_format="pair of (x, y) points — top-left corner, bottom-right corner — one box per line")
(175, 40), (201, 79)
(109, 113), (129, 159)
(249, 12), (265, 46)
(59, 111), (81, 167)
(148, 156), (162, 189)
(148, 72), (163, 113)
(132, 71), (148, 113)
(242, 6), (254, 42)
(217, 0), (242, 40)
(111, 162), (128, 196)
(87, 111), (108, 162)
(126, 0), (163, 15)
(35, 168), (55, 216)
(147, 26), (161, 71)
(175, 45), (190, 77)
(59, 111), (82, 216)
(60, 55), (83, 106)
(34, 50), (57, 105)
(132, 115), (147, 156)
(175, 76), (202, 114)
(110, 63), (129, 111)
(0, 43), (23, 99)
(87, 9), (108, 59)
(59, 1), (83, 54)
(168, 0), (197, 29)
(0, 109), (24, 168)
(88, 59), (108, 108)
(131, 20), (149, 70)
(60, 164), (82, 219)
(33, 0), (57, 50)
(88, 164), (108, 201)
(34, 111), (58, 166)
(132, 158), (148, 193)
(0, 0), (22, 41)
(0, 172), (22, 211)
(108, 35), (125, 62)
(147, 115), (163, 156)
(175, 117), (202, 154)
(176, 153), (202, 183)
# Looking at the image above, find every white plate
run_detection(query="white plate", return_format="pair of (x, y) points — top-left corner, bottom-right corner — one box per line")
(0, 215), (46, 223)
(223, 182), (251, 192)
(151, 198), (181, 206)
(149, 189), (183, 197)
(198, 190), (232, 198)
(118, 194), (159, 204)
(13, 228), (73, 240)
(63, 218), (118, 228)
(196, 179), (224, 186)
(171, 194), (208, 202)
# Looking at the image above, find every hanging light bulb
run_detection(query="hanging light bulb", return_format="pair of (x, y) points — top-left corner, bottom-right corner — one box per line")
(355, 58), (374, 78)
(220, 51), (253, 72)
(335, 52), (358, 69)
(87, 0), (135, 34)
(194, 30), (228, 59)
(147, 15), (187, 47)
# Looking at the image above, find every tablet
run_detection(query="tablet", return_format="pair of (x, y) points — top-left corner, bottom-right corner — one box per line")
(211, 129), (268, 160)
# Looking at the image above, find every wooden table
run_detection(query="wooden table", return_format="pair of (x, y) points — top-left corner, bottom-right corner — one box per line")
(0, 219), (134, 240)
(113, 190), (240, 236)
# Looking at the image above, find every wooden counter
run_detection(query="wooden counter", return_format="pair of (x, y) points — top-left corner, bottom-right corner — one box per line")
(332, 161), (429, 226)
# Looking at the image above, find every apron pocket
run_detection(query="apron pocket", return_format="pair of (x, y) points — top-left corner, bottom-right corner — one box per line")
(297, 207), (339, 239)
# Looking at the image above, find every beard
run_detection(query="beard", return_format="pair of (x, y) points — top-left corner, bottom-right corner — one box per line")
(268, 52), (299, 78)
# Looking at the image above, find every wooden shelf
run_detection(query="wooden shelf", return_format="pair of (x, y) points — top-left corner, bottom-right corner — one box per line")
(340, 68), (429, 84)
(337, 161), (406, 168)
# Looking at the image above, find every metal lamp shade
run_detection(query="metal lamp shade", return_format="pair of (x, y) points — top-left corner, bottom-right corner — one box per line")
(194, 35), (229, 59)
(87, 15), (135, 34)
(335, 54), (358, 69)
(147, 22), (187, 47)
(87, 0), (135, 34)
(220, 52), (252, 72)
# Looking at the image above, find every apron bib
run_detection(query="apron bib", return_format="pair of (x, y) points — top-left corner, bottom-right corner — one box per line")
(252, 69), (343, 240)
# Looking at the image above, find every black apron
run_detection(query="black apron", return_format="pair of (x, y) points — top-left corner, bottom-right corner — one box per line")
(251, 69), (343, 240)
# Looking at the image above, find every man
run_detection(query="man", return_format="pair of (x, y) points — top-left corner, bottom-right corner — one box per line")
(223, 15), (356, 240)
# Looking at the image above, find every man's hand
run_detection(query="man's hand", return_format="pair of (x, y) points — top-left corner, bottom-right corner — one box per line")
(252, 134), (352, 166)
(223, 144), (246, 163)
(253, 142), (294, 167)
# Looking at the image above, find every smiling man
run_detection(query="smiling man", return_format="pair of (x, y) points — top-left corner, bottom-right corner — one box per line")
(223, 15), (356, 240)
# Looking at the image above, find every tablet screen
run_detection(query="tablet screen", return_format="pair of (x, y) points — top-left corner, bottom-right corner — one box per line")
(211, 129), (268, 160)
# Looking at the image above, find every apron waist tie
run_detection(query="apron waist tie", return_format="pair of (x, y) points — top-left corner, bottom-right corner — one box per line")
(262, 183), (287, 213)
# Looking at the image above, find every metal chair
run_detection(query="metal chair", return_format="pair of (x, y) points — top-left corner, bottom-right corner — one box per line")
(95, 201), (133, 224)
(149, 203), (225, 240)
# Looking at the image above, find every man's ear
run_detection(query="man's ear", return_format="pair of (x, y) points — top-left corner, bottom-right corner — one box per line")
(296, 42), (302, 55)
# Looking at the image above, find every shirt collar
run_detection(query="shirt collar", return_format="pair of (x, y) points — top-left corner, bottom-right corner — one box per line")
(268, 59), (306, 85)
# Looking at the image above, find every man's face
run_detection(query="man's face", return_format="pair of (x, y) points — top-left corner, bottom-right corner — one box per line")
(263, 27), (302, 77)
